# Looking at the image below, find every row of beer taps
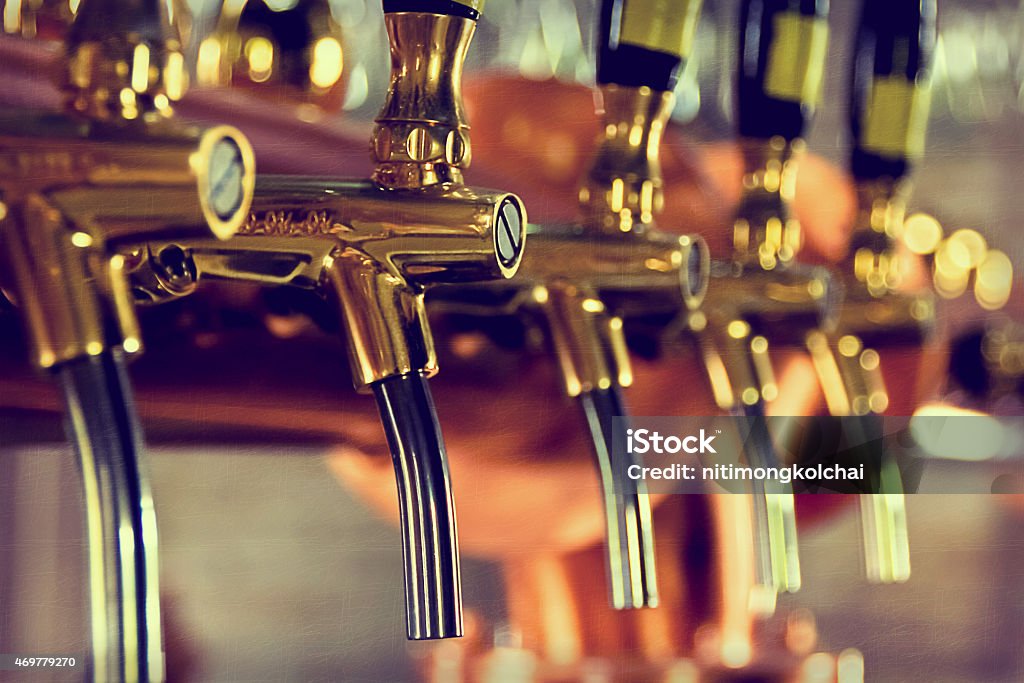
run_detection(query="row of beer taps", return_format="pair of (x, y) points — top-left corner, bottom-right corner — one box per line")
(0, 0), (973, 680)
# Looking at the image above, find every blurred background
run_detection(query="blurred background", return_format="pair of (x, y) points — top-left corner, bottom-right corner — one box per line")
(2, 0), (1024, 681)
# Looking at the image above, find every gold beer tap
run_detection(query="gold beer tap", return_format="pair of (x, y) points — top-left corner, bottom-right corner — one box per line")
(130, 0), (527, 641)
(1, 0), (76, 39)
(804, 178), (922, 586)
(694, 143), (822, 599)
(811, 0), (937, 589)
(0, 0), (256, 679)
(195, 0), (347, 114)
(811, 0), (940, 409)
(804, 0), (939, 585)
(692, 0), (836, 597)
(435, 0), (710, 611)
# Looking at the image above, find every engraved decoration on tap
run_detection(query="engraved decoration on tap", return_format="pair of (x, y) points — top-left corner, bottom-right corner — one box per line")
(239, 209), (340, 236)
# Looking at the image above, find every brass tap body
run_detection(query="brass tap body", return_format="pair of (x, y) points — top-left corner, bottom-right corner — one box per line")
(0, 117), (255, 368)
(139, 177), (524, 390)
(695, 259), (833, 412)
(439, 85), (708, 397)
(694, 136), (834, 419)
(132, 8), (525, 392)
(0, 0), (254, 368)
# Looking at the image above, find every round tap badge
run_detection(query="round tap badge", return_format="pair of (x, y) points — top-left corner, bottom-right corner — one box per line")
(680, 235), (710, 310)
(819, 267), (841, 329)
(495, 196), (525, 271)
(208, 137), (247, 221)
(198, 127), (255, 240)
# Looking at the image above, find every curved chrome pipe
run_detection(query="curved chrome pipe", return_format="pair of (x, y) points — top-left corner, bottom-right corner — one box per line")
(57, 350), (163, 683)
(736, 401), (801, 595)
(578, 385), (658, 609)
(371, 372), (463, 640)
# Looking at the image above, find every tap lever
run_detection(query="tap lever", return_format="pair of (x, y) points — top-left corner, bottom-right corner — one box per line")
(597, 0), (700, 92)
(382, 0), (482, 18)
(733, 0), (829, 267)
(62, 0), (189, 121)
(373, 0), (485, 188)
(372, 372), (463, 639)
(582, 0), (703, 236)
(847, 0), (937, 294)
(849, 0), (937, 184)
(736, 0), (830, 142)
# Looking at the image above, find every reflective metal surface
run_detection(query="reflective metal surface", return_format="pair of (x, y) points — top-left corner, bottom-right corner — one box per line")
(0, 0), (254, 678)
(58, 351), (162, 682)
